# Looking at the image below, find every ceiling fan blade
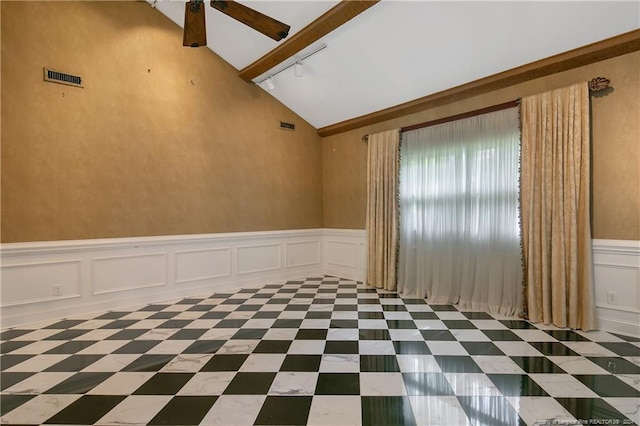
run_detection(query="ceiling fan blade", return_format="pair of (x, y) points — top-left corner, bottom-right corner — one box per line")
(183, 0), (207, 47)
(211, 0), (290, 42)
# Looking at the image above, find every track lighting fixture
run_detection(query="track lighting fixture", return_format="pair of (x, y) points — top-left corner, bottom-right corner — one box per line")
(255, 44), (327, 90)
(265, 77), (275, 91)
(294, 62), (303, 77)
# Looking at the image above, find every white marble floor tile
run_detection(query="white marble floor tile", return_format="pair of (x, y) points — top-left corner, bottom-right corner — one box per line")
(160, 354), (212, 372)
(562, 341), (619, 357)
(358, 340), (396, 355)
(307, 304), (334, 312)
(443, 373), (501, 396)
(326, 328), (359, 341)
(307, 395), (362, 426)
(7, 340), (63, 354)
(200, 395), (266, 426)
(529, 374), (599, 397)
(241, 319), (277, 329)
(472, 356), (525, 374)
(618, 374), (640, 391)
(76, 340), (127, 355)
(413, 320), (447, 330)
(120, 311), (155, 320)
(396, 355), (442, 373)
(506, 396), (576, 425)
(358, 319), (388, 329)
(360, 372), (406, 396)
(301, 319), (331, 329)
(238, 354), (286, 372)
(319, 354), (360, 372)
(4, 354), (68, 372)
(262, 328), (299, 340)
(287, 340), (326, 354)
(331, 311), (358, 320)
(11, 329), (61, 341)
(177, 372), (236, 395)
(268, 372), (318, 395)
(450, 329), (491, 342)
(80, 354), (142, 372)
(494, 342), (544, 356)
(389, 329), (424, 341)
(434, 312), (467, 320)
(215, 339), (261, 355)
(547, 356), (609, 375)
(577, 330), (626, 342)
(357, 305), (383, 312)
(199, 328), (237, 340)
(96, 395), (173, 426)
(0, 394), (80, 425)
(604, 397), (640, 425)
(383, 311), (413, 320)
(69, 329), (121, 341)
(409, 395), (472, 426)
(624, 357), (640, 367)
(134, 328), (178, 340)
(427, 341), (469, 355)
(127, 319), (166, 329)
(68, 320), (112, 329)
(3, 372), (74, 394)
(470, 320), (508, 330)
(87, 372), (155, 395)
(405, 305), (432, 312)
(512, 329), (558, 342)
(183, 319), (224, 329)
(144, 340), (194, 354)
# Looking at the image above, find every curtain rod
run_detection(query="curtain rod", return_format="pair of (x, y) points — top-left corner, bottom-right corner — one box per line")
(361, 76), (610, 143)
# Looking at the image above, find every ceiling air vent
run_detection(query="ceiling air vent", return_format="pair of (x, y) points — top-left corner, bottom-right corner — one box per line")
(43, 67), (83, 88)
(280, 121), (295, 131)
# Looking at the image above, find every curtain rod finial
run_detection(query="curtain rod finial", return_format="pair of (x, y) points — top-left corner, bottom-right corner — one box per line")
(589, 77), (610, 92)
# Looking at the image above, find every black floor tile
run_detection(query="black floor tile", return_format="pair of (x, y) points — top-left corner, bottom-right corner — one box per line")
(487, 374), (549, 396)
(113, 340), (161, 354)
(45, 372), (112, 394)
(122, 354), (176, 372)
(333, 305), (357, 311)
(330, 319), (359, 328)
(0, 372), (32, 391)
(223, 372), (276, 394)
(409, 311), (439, 320)
(315, 373), (360, 395)
(139, 304), (171, 311)
(149, 312), (180, 319)
(543, 329), (590, 341)
(281, 355), (322, 372)
(232, 328), (268, 339)
(95, 311), (129, 319)
(168, 328), (207, 340)
(45, 354), (104, 372)
(156, 319), (193, 328)
(305, 312), (332, 319)
(182, 340), (226, 354)
(43, 330), (90, 340)
(610, 332), (640, 342)
(403, 372), (454, 395)
(44, 340), (98, 354)
(284, 304), (310, 311)
(510, 356), (565, 373)
(133, 373), (194, 395)
(357, 299), (380, 305)
(457, 395), (526, 426)
(482, 330), (523, 341)
(252, 311), (281, 319)
(254, 396), (312, 425)
(430, 305), (458, 311)
(393, 341), (431, 355)
(105, 329), (148, 340)
(200, 354), (249, 372)
(587, 357), (640, 374)
(253, 340), (292, 354)
(0, 355), (33, 372)
(44, 320), (87, 329)
(556, 398), (633, 424)
(99, 320), (140, 329)
(461, 341), (504, 355)
(435, 356), (483, 373)
(401, 298), (427, 305)
(598, 342), (640, 356)
(499, 320), (536, 329)
(420, 330), (456, 341)
(324, 341), (359, 354)
(0, 329), (34, 340)
(382, 305), (407, 312)
(358, 329), (391, 340)
(45, 395), (126, 424)
(461, 312), (494, 319)
(359, 311), (386, 320)
(443, 320), (477, 329)
(148, 396), (218, 425)
(295, 329), (327, 340)
(386, 320), (417, 329)
(272, 319), (303, 328)
(187, 304), (216, 311)
(214, 319), (248, 328)
(200, 311), (230, 319)
(360, 355), (400, 372)
(529, 341), (579, 356)
(361, 396), (417, 426)
(574, 374), (640, 397)
(0, 394), (35, 416)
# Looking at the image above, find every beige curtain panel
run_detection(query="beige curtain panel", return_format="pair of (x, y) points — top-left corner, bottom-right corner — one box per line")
(366, 129), (401, 291)
(520, 82), (596, 330)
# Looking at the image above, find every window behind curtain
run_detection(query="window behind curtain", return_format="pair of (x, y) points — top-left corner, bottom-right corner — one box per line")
(397, 107), (522, 315)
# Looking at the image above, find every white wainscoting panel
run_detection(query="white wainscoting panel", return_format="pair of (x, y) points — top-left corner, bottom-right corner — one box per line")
(593, 239), (640, 337)
(237, 244), (282, 275)
(323, 229), (366, 282)
(0, 230), (324, 328)
(92, 253), (168, 295)
(175, 248), (231, 284)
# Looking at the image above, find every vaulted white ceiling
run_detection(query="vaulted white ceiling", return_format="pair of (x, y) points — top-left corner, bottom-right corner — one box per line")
(153, 1), (640, 130)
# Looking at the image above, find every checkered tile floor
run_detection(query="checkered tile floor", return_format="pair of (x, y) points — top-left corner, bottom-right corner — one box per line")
(1, 277), (639, 425)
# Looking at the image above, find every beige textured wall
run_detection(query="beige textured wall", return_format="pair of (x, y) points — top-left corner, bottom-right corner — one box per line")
(323, 52), (640, 240)
(1, 1), (323, 243)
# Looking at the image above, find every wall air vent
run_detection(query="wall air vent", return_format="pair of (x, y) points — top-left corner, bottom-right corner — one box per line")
(43, 68), (83, 88)
(280, 121), (295, 131)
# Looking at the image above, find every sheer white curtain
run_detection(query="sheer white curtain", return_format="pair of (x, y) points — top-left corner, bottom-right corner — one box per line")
(397, 107), (522, 316)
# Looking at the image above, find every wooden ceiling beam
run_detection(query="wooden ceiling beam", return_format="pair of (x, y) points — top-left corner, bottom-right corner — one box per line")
(317, 28), (640, 137)
(238, 0), (379, 82)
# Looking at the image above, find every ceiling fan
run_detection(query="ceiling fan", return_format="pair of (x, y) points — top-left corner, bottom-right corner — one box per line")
(183, 0), (291, 47)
